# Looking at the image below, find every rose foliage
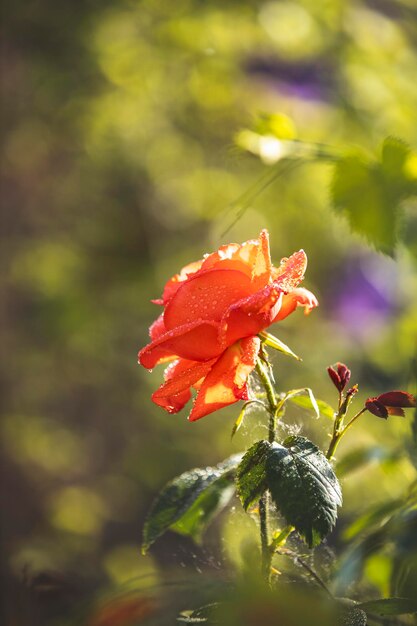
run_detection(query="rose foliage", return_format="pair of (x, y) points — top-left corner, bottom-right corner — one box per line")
(365, 391), (416, 419)
(139, 230), (317, 420)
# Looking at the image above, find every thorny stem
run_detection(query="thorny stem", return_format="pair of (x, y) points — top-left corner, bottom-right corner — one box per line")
(255, 359), (278, 444)
(255, 356), (282, 584)
(259, 494), (270, 581)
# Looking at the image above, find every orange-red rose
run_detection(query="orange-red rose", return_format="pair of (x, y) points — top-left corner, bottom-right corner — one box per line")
(139, 230), (318, 421)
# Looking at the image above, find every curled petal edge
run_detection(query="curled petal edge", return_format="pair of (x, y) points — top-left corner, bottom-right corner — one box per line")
(152, 358), (216, 413)
(139, 319), (223, 369)
(189, 336), (261, 421)
(273, 287), (318, 322)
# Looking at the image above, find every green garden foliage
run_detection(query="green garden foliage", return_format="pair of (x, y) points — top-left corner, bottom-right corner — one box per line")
(266, 436), (342, 547)
(236, 440), (271, 511)
(331, 138), (417, 256)
(142, 455), (240, 552)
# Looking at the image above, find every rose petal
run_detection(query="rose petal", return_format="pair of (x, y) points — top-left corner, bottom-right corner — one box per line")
(139, 319), (223, 368)
(200, 242), (243, 272)
(251, 229), (272, 287)
(149, 313), (166, 341)
(377, 391), (416, 408)
(273, 250), (308, 291)
(273, 288), (318, 322)
(161, 259), (204, 304)
(164, 268), (255, 330)
(189, 336), (261, 421)
(221, 284), (283, 346)
(145, 312), (177, 365)
(160, 233), (267, 304)
(198, 230), (271, 288)
(152, 358), (216, 413)
(200, 240), (257, 275)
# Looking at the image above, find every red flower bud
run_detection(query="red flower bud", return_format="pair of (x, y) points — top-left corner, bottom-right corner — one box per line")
(365, 390), (416, 419)
(346, 385), (358, 398)
(327, 363), (351, 393)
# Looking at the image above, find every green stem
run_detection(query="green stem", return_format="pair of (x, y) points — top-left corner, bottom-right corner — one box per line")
(269, 524), (295, 552)
(342, 408), (367, 434)
(255, 359), (278, 443)
(326, 430), (342, 461)
(326, 408), (367, 460)
(255, 357), (279, 584)
(259, 493), (270, 581)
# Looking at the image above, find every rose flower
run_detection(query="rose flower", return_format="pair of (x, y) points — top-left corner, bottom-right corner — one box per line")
(139, 230), (318, 421)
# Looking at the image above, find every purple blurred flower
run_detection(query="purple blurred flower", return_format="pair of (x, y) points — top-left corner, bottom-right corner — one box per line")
(329, 256), (398, 340)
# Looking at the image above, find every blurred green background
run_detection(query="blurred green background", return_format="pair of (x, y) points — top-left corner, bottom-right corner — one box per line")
(2, 0), (417, 624)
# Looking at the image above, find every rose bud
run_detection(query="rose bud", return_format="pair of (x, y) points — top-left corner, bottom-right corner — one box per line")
(339, 384), (358, 416)
(365, 390), (416, 419)
(327, 363), (351, 393)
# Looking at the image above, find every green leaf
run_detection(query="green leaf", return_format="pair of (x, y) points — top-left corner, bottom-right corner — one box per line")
(142, 454), (241, 553)
(266, 436), (342, 547)
(381, 136), (410, 182)
(331, 139), (417, 256)
(338, 607), (367, 626)
(236, 440), (272, 511)
(278, 388), (320, 419)
(357, 597), (417, 615)
(259, 331), (302, 361)
(331, 152), (396, 256)
(289, 395), (335, 419)
(231, 400), (266, 439)
(231, 403), (248, 439)
(171, 475), (236, 542)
